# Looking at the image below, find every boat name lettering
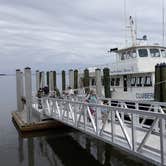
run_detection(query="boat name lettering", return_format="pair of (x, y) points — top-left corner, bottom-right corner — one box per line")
(136, 93), (154, 99)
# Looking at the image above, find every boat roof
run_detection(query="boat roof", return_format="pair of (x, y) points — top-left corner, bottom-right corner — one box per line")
(116, 45), (166, 53)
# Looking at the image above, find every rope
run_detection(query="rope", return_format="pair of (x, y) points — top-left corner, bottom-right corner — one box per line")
(154, 80), (166, 86)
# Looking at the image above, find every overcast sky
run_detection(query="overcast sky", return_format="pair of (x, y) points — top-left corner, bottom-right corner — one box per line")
(0, 0), (165, 73)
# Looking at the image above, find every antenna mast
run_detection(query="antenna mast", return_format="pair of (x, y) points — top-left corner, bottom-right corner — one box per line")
(124, 0), (127, 46)
(129, 16), (136, 46)
(162, 0), (165, 46)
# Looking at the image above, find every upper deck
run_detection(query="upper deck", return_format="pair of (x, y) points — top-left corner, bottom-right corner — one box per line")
(108, 45), (166, 75)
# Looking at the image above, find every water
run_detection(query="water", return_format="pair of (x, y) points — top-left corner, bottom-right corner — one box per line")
(0, 75), (155, 166)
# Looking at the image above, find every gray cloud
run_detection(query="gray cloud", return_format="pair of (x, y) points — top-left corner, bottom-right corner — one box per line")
(0, 0), (165, 73)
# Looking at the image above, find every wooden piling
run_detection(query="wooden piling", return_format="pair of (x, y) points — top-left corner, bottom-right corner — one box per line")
(95, 68), (102, 97)
(53, 71), (57, 90)
(41, 71), (45, 88)
(160, 63), (166, 102)
(69, 69), (74, 89)
(74, 69), (78, 90)
(49, 71), (54, 92)
(36, 70), (40, 92)
(154, 64), (161, 101)
(84, 69), (90, 93)
(16, 69), (24, 112)
(103, 68), (111, 98)
(24, 67), (32, 122)
(62, 70), (66, 91)
(46, 71), (49, 88)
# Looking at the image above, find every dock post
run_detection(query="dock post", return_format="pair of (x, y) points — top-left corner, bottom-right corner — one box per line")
(46, 71), (49, 89)
(36, 70), (40, 93)
(84, 69), (90, 93)
(49, 71), (54, 92)
(62, 70), (66, 92)
(103, 68), (111, 98)
(69, 69), (74, 88)
(53, 71), (57, 90)
(24, 67), (32, 123)
(16, 69), (24, 112)
(41, 71), (45, 88)
(95, 69), (102, 97)
(74, 69), (78, 92)
(160, 63), (166, 102)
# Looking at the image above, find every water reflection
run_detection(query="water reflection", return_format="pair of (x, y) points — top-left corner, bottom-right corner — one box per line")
(16, 127), (155, 166)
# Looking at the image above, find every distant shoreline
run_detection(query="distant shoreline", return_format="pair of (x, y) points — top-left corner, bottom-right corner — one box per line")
(0, 74), (6, 76)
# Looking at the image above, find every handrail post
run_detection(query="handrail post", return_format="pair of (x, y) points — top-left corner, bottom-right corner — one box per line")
(135, 103), (140, 127)
(24, 67), (32, 122)
(160, 118), (166, 165)
(111, 109), (115, 142)
(96, 107), (100, 135)
(131, 113), (137, 151)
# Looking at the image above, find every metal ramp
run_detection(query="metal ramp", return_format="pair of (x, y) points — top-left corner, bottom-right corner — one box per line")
(32, 96), (166, 166)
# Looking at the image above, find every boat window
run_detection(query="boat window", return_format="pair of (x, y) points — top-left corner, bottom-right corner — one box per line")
(150, 49), (160, 57)
(144, 76), (152, 86)
(161, 49), (166, 57)
(115, 78), (120, 86)
(111, 78), (115, 86)
(131, 77), (136, 86)
(136, 77), (143, 87)
(138, 49), (148, 57)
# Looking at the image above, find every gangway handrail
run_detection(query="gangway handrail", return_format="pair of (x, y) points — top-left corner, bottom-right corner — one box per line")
(32, 96), (166, 165)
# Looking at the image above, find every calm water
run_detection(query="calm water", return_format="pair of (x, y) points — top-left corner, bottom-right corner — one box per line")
(0, 76), (155, 166)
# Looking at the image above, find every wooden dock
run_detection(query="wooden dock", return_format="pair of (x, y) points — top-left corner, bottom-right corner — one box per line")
(12, 111), (64, 132)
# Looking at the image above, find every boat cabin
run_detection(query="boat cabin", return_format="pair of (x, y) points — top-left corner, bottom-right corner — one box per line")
(79, 45), (166, 100)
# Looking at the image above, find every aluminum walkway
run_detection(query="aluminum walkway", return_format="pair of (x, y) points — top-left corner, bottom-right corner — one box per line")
(32, 96), (166, 166)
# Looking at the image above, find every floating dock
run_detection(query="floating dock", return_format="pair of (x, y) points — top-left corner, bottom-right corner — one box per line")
(12, 110), (63, 132)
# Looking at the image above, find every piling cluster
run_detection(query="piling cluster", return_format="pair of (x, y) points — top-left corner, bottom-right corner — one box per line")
(155, 63), (166, 102)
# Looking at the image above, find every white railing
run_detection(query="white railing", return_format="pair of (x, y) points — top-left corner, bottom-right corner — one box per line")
(32, 96), (166, 166)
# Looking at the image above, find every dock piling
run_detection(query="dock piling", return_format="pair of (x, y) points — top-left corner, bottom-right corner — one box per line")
(62, 70), (66, 91)
(49, 71), (54, 92)
(74, 69), (78, 90)
(84, 69), (90, 93)
(16, 69), (24, 112)
(95, 69), (102, 97)
(24, 67), (32, 122)
(69, 69), (74, 89)
(35, 70), (40, 93)
(40, 71), (45, 88)
(103, 68), (111, 98)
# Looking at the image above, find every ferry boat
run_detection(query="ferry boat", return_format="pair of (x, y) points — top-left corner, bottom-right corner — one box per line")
(78, 17), (166, 101)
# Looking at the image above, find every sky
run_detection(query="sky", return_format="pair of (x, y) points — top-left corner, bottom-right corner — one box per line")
(0, 0), (165, 73)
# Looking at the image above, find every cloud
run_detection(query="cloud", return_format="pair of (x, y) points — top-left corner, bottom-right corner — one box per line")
(0, 0), (165, 73)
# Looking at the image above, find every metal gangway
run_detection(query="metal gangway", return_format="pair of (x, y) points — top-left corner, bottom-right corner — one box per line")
(32, 95), (166, 166)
